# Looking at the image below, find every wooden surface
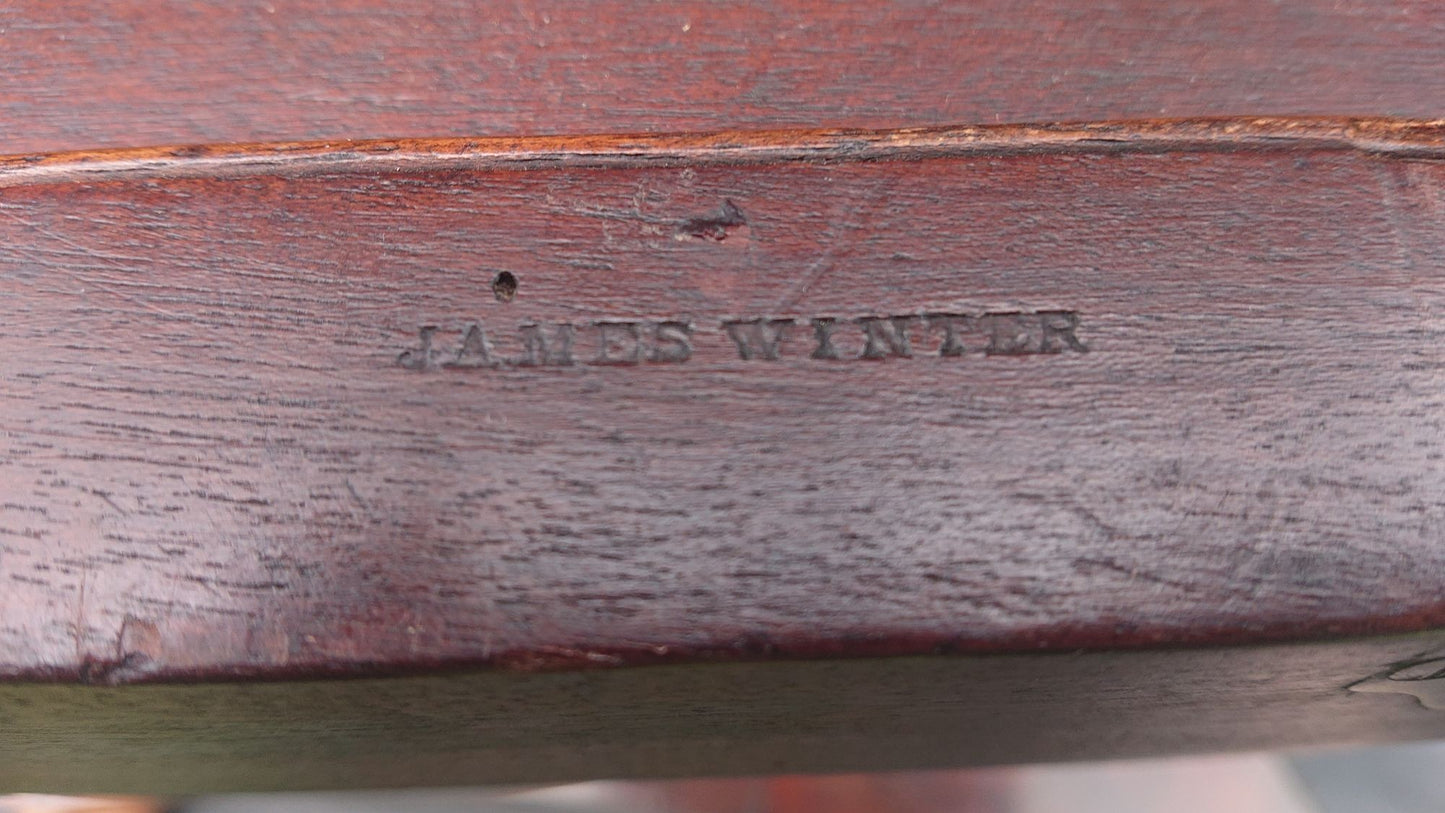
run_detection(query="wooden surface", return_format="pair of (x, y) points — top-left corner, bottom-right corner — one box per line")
(5, 0), (1445, 791)
(3, 1), (1445, 154)
(5, 632), (1445, 793)
(3, 119), (1445, 685)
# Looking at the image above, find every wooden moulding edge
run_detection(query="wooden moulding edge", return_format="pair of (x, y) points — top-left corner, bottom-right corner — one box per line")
(2, 116), (1444, 187)
(3, 629), (1445, 792)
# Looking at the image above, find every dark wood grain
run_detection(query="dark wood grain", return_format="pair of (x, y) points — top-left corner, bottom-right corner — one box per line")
(3, 1), (1445, 154)
(6, 120), (1445, 789)
(3, 119), (1445, 685)
(7, 0), (1445, 792)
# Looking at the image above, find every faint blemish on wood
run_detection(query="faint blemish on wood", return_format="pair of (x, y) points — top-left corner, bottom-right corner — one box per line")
(675, 199), (747, 242)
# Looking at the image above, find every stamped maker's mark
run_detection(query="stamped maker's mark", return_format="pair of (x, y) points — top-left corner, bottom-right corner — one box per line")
(398, 311), (1086, 370)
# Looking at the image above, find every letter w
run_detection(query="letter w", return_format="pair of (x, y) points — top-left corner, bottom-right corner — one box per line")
(722, 319), (795, 360)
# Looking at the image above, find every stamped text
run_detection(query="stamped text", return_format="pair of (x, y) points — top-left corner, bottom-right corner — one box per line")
(398, 311), (1085, 370)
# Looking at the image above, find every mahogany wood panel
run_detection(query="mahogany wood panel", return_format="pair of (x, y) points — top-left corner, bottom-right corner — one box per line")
(2, 119), (1445, 686)
(3, 1), (1445, 154)
(8, 0), (1445, 792)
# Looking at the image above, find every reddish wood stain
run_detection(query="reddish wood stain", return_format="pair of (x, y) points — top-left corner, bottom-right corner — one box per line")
(3, 1), (1445, 154)
(1, 121), (1444, 684)
(5, 1), (1445, 786)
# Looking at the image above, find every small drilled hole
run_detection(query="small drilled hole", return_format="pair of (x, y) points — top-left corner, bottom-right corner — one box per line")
(492, 271), (518, 302)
